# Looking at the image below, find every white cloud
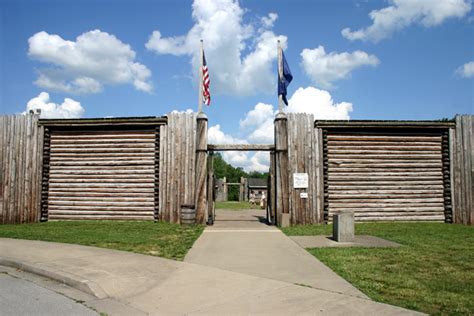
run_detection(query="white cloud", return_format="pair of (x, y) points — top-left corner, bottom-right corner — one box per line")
(145, 0), (286, 96)
(456, 61), (474, 78)
(223, 87), (352, 170)
(208, 124), (266, 172)
(237, 87), (352, 147)
(24, 92), (85, 118)
(208, 124), (247, 144)
(301, 46), (379, 89)
(239, 103), (275, 143)
(28, 30), (153, 94)
(342, 0), (472, 42)
(287, 87), (352, 119)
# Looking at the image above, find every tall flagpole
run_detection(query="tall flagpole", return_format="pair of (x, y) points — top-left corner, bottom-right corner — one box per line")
(277, 40), (284, 114)
(198, 39), (204, 113)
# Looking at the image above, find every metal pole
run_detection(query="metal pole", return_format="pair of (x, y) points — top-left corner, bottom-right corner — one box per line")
(198, 39), (204, 114)
(277, 40), (284, 113)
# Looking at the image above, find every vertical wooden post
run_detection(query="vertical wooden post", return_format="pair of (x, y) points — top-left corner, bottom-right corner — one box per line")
(274, 112), (289, 226)
(195, 112), (208, 224)
(207, 152), (215, 224)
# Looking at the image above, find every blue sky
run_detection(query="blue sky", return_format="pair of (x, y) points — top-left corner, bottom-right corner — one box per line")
(1, 0), (473, 170)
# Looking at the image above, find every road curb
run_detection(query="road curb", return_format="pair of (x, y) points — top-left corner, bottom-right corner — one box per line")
(0, 257), (108, 299)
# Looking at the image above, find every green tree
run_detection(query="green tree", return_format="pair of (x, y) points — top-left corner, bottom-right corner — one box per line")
(210, 153), (268, 201)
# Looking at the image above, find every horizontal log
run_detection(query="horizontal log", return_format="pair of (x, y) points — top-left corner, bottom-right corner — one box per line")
(51, 131), (155, 137)
(50, 152), (156, 158)
(50, 148), (155, 153)
(328, 172), (443, 177)
(328, 157), (442, 168)
(48, 205), (155, 211)
(49, 174), (155, 179)
(48, 211), (154, 216)
(328, 202), (443, 208)
(49, 183), (154, 188)
(48, 196), (154, 202)
(51, 143), (155, 149)
(327, 136), (442, 142)
(328, 150), (441, 155)
(327, 197), (444, 203)
(49, 167), (154, 172)
(328, 146), (441, 151)
(330, 213), (445, 219)
(328, 185), (444, 190)
(50, 138), (155, 144)
(328, 176), (442, 181)
(50, 156), (154, 162)
(328, 166), (442, 171)
(326, 141), (442, 146)
(49, 178), (155, 184)
(50, 167), (154, 177)
(48, 201), (154, 207)
(327, 189), (443, 195)
(50, 161), (154, 166)
(328, 193), (443, 199)
(327, 156), (441, 161)
(48, 215), (154, 220)
(48, 190), (154, 195)
(208, 144), (275, 151)
(329, 207), (445, 213)
(327, 181), (443, 186)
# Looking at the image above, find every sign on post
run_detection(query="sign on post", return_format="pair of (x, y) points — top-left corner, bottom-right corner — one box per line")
(293, 173), (308, 189)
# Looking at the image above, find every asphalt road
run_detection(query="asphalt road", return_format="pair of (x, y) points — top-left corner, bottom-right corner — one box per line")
(0, 274), (97, 316)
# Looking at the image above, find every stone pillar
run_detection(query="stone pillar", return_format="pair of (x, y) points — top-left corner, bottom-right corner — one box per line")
(195, 113), (208, 224)
(274, 113), (290, 227)
(333, 211), (355, 242)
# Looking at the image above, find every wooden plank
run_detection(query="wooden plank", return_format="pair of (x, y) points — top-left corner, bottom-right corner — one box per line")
(208, 144), (274, 151)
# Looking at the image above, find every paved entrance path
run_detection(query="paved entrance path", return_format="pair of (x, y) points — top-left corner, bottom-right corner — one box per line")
(0, 217), (423, 315)
(185, 208), (366, 298)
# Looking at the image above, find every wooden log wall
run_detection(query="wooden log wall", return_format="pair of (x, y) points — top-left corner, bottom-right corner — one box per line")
(324, 131), (446, 221)
(286, 113), (323, 224)
(47, 128), (157, 220)
(158, 112), (197, 223)
(0, 114), (43, 224)
(452, 115), (473, 225)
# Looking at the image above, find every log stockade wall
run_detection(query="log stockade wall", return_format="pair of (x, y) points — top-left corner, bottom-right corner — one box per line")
(39, 117), (167, 221)
(159, 112), (197, 223)
(315, 121), (456, 223)
(280, 116), (460, 224)
(0, 114), (43, 224)
(452, 115), (473, 225)
(1, 113), (472, 226)
(286, 113), (323, 224)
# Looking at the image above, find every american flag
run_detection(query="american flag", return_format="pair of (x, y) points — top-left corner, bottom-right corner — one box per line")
(202, 51), (210, 106)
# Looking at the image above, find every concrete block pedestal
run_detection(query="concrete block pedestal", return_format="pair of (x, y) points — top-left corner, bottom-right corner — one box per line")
(333, 211), (355, 242)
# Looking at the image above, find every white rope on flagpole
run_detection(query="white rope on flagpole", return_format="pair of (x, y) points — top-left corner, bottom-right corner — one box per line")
(277, 40), (284, 114)
(198, 39), (204, 114)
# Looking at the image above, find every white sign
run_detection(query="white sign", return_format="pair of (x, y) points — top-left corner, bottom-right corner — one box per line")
(293, 173), (308, 189)
(300, 192), (308, 199)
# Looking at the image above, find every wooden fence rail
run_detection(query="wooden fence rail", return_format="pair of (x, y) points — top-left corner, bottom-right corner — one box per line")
(1, 114), (43, 224)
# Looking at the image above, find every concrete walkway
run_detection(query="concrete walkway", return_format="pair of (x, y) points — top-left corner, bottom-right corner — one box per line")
(0, 214), (423, 315)
(186, 209), (367, 298)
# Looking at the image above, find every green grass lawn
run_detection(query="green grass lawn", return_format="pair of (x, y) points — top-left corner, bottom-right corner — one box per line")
(215, 201), (261, 209)
(282, 223), (474, 315)
(0, 221), (204, 261)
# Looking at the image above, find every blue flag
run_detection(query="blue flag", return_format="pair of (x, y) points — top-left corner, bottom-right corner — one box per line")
(278, 51), (293, 105)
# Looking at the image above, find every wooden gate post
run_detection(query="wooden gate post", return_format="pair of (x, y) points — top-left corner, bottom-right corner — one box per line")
(195, 112), (208, 224)
(274, 112), (290, 227)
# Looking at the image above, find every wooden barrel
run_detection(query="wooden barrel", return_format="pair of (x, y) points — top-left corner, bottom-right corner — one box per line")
(181, 205), (196, 225)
